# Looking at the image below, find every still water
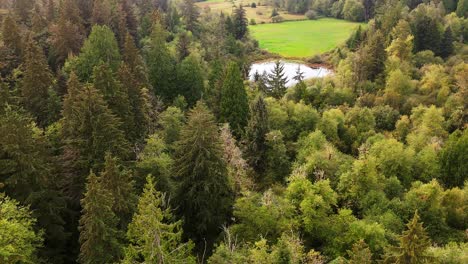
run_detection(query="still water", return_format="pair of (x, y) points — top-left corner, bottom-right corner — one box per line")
(249, 60), (332, 87)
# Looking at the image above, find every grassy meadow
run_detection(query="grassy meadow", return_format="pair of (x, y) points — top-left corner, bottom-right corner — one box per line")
(250, 18), (365, 57)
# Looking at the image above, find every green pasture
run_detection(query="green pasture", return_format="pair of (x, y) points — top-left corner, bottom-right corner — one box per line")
(250, 18), (366, 57)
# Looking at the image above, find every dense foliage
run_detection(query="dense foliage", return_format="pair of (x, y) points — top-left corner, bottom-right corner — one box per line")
(0, 0), (466, 263)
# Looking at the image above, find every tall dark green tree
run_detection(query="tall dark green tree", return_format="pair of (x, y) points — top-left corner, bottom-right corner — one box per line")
(243, 95), (269, 177)
(412, 15), (442, 55)
(175, 55), (204, 107)
(220, 62), (249, 136)
(78, 170), (122, 264)
(440, 27), (454, 58)
(233, 5), (248, 39)
(173, 102), (234, 253)
(92, 63), (132, 137)
(61, 75), (130, 202)
(2, 15), (23, 57)
(145, 22), (176, 102)
(20, 37), (58, 127)
(267, 61), (288, 99)
(100, 153), (136, 228)
(439, 129), (467, 188)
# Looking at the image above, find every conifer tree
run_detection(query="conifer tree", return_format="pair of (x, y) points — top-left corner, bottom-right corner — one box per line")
(61, 80), (130, 201)
(123, 176), (196, 264)
(233, 5), (248, 39)
(13, 0), (34, 24)
(440, 27), (454, 58)
(175, 55), (204, 107)
(384, 211), (432, 264)
(117, 63), (151, 142)
(2, 15), (23, 57)
(100, 153), (136, 228)
(50, 16), (85, 66)
(122, 33), (148, 86)
(20, 37), (57, 127)
(267, 61), (288, 99)
(181, 0), (199, 32)
(243, 95), (269, 176)
(92, 63), (131, 136)
(176, 31), (191, 61)
(220, 62), (249, 136)
(206, 59), (225, 118)
(173, 102), (234, 253)
(145, 22), (176, 102)
(72, 25), (122, 81)
(91, 0), (112, 26)
(78, 170), (122, 264)
(347, 240), (372, 264)
(457, 0), (468, 17)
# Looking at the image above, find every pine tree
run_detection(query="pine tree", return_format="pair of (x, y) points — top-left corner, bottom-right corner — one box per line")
(123, 176), (196, 264)
(267, 60), (288, 99)
(100, 153), (136, 228)
(220, 62), (249, 136)
(92, 63), (132, 137)
(384, 211), (432, 264)
(233, 5), (248, 40)
(347, 240), (372, 264)
(72, 25), (122, 81)
(20, 37), (56, 127)
(145, 22), (176, 102)
(173, 102), (234, 253)
(91, 0), (112, 26)
(2, 15), (23, 57)
(243, 95), (269, 176)
(78, 170), (122, 264)
(440, 27), (454, 58)
(117, 63), (151, 142)
(50, 16), (85, 67)
(181, 0), (199, 32)
(176, 31), (191, 61)
(175, 55), (204, 107)
(61, 81), (130, 202)
(122, 33), (148, 86)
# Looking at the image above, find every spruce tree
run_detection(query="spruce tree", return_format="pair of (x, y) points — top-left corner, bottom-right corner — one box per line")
(20, 37), (56, 127)
(206, 59), (225, 119)
(100, 153), (136, 228)
(175, 55), (204, 107)
(72, 25), (122, 81)
(123, 176), (196, 264)
(220, 62), (249, 136)
(173, 102), (234, 253)
(181, 0), (199, 32)
(50, 15), (85, 66)
(122, 33), (148, 86)
(145, 22), (176, 102)
(267, 61), (288, 99)
(92, 63), (132, 137)
(61, 81), (130, 202)
(117, 63), (151, 142)
(78, 170), (121, 264)
(176, 31), (191, 61)
(440, 27), (454, 58)
(243, 95), (269, 177)
(233, 5), (248, 40)
(2, 15), (23, 57)
(347, 240), (372, 264)
(91, 0), (112, 26)
(384, 211), (432, 264)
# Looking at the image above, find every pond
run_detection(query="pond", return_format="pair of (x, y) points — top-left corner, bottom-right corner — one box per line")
(249, 60), (332, 87)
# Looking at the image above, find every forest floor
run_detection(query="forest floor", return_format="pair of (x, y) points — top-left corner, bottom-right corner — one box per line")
(250, 18), (366, 57)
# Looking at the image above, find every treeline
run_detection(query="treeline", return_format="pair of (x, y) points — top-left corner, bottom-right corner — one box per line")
(266, 0), (467, 21)
(0, 0), (467, 264)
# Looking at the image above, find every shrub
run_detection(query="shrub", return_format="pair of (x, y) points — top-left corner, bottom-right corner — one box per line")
(271, 15), (284, 23)
(271, 8), (279, 17)
(305, 10), (318, 20)
(251, 2), (257, 8)
(250, 18), (256, 25)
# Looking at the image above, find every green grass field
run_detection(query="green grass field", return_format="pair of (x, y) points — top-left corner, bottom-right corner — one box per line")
(250, 18), (365, 58)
